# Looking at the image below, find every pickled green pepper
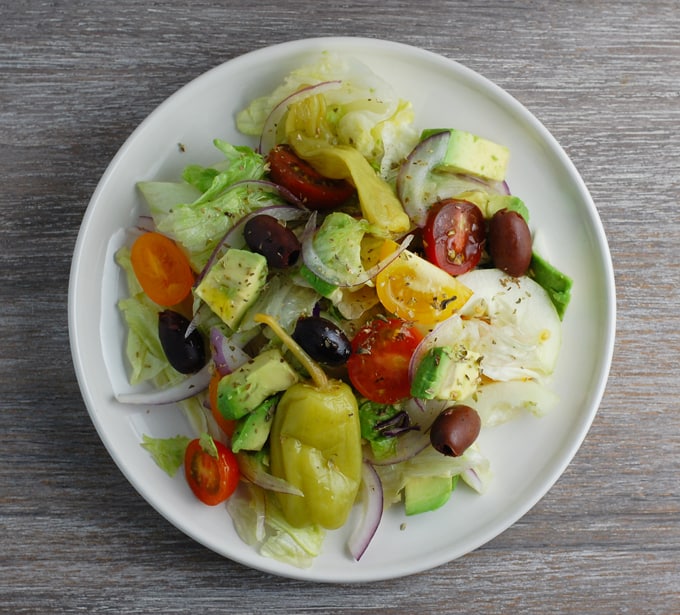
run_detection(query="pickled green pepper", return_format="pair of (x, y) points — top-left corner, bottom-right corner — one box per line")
(254, 313), (362, 530)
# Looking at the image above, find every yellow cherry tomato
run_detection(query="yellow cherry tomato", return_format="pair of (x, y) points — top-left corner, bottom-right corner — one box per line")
(376, 240), (473, 325)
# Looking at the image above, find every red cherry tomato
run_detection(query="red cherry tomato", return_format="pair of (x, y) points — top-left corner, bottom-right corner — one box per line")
(347, 317), (423, 404)
(423, 199), (486, 276)
(267, 145), (356, 210)
(184, 437), (240, 506)
(130, 232), (194, 306)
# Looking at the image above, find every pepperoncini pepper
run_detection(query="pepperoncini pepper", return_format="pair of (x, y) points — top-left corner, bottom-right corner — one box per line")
(254, 313), (362, 530)
(284, 94), (411, 234)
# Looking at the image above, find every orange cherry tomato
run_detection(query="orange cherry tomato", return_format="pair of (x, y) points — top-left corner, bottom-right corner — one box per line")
(209, 371), (236, 437)
(130, 232), (194, 306)
(184, 437), (240, 506)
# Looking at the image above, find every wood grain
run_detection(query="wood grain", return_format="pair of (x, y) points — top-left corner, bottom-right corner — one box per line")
(2, 1), (679, 613)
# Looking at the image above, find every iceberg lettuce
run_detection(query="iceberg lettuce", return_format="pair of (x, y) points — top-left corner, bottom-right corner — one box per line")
(236, 51), (418, 177)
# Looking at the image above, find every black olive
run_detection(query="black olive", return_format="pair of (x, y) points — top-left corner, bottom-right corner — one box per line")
(244, 214), (301, 268)
(429, 404), (481, 457)
(158, 309), (206, 374)
(292, 316), (351, 366)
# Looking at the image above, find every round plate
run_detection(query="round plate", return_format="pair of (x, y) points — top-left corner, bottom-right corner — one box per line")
(69, 37), (615, 582)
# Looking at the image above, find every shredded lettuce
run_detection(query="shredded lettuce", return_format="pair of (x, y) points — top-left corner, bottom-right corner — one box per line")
(308, 212), (373, 286)
(236, 51), (418, 177)
(227, 485), (325, 569)
(376, 443), (491, 505)
(140, 434), (191, 476)
(238, 273), (320, 336)
(141, 140), (273, 270)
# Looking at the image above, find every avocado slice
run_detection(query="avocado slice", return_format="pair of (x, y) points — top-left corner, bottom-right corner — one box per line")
(231, 394), (279, 453)
(410, 345), (481, 401)
(528, 252), (573, 320)
(217, 348), (299, 420)
(194, 248), (267, 330)
(421, 128), (509, 182)
(404, 475), (454, 516)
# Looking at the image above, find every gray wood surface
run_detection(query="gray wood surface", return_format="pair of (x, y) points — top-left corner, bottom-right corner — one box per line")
(2, 1), (679, 613)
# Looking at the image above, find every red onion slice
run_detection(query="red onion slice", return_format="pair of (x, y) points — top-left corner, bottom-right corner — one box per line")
(236, 452), (304, 497)
(397, 132), (511, 227)
(366, 429), (432, 466)
(259, 80), (343, 154)
(209, 327), (250, 376)
(348, 461), (383, 561)
(114, 363), (211, 405)
(396, 131), (450, 226)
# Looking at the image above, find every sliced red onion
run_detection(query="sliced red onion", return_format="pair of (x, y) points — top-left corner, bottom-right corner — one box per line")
(407, 314), (465, 386)
(396, 131), (450, 227)
(227, 179), (307, 209)
(114, 363), (211, 405)
(367, 429), (431, 466)
(210, 327), (250, 376)
(460, 467), (483, 493)
(236, 452), (304, 497)
(397, 132), (511, 227)
(258, 80), (343, 154)
(300, 211), (413, 287)
(348, 461), (383, 561)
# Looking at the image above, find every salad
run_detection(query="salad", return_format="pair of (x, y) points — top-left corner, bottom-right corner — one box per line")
(114, 52), (573, 568)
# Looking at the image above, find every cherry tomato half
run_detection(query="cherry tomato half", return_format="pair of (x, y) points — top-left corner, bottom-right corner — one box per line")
(209, 372), (236, 437)
(267, 145), (356, 210)
(423, 199), (486, 276)
(347, 317), (423, 404)
(130, 232), (195, 306)
(376, 240), (473, 325)
(184, 437), (240, 506)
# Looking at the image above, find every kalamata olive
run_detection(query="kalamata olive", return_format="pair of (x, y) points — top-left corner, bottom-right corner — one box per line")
(244, 214), (301, 268)
(429, 404), (481, 457)
(487, 208), (532, 277)
(292, 316), (351, 366)
(158, 309), (207, 374)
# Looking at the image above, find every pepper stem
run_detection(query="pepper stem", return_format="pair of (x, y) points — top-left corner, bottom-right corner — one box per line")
(254, 313), (329, 390)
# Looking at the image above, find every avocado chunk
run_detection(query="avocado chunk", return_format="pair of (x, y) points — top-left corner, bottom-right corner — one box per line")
(456, 190), (530, 223)
(528, 251), (573, 320)
(217, 347), (299, 420)
(231, 394), (279, 453)
(410, 345), (481, 401)
(404, 475), (454, 516)
(421, 128), (509, 182)
(194, 248), (267, 330)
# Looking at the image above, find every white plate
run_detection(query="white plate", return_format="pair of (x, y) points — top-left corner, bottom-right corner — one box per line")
(69, 37), (615, 582)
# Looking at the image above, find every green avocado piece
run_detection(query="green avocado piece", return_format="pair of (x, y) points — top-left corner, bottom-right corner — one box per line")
(421, 128), (510, 182)
(486, 194), (530, 223)
(528, 252), (573, 320)
(231, 394), (279, 453)
(404, 475), (453, 516)
(410, 345), (481, 401)
(217, 348), (299, 420)
(194, 248), (268, 330)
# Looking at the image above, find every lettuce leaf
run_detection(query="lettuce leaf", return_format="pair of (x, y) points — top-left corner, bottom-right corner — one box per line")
(227, 485), (325, 569)
(306, 211), (373, 286)
(140, 434), (191, 476)
(142, 140), (272, 270)
(236, 51), (418, 178)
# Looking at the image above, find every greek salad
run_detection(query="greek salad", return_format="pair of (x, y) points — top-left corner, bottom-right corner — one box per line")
(114, 52), (572, 568)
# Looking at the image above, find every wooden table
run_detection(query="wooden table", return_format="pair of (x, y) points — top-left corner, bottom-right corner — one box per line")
(3, 1), (679, 612)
